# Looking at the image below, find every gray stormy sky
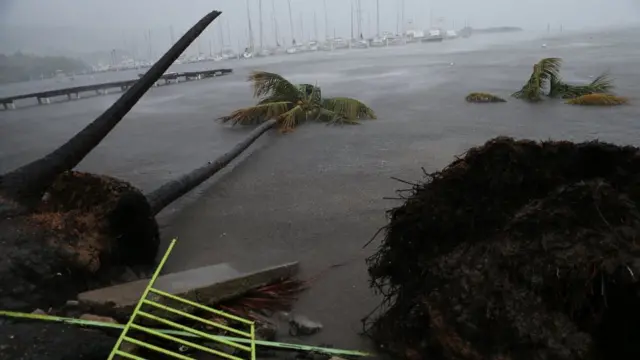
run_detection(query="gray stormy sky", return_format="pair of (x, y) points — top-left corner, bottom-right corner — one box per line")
(1, 0), (639, 57)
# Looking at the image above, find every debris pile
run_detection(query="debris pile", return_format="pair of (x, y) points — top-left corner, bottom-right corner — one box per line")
(366, 137), (640, 359)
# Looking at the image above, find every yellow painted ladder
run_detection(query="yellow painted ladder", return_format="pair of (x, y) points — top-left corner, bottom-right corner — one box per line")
(108, 239), (256, 360)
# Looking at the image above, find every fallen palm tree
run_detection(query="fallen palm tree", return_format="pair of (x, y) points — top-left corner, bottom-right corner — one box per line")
(512, 57), (619, 103)
(145, 72), (377, 215)
(549, 73), (615, 99)
(566, 93), (629, 106)
(219, 71), (376, 132)
(511, 57), (562, 102)
(465, 92), (506, 103)
(365, 137), (640, 359)
(0, 10), (223, 312)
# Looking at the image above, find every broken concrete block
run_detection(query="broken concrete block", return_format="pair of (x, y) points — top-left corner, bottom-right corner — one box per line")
(77, 262), (300, 323)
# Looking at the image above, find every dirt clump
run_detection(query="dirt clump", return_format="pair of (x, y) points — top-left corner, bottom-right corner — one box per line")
(365, 136), (640, 360)
(0, 171), (159, 311)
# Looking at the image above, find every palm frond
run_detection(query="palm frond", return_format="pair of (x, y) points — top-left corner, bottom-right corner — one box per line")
(565, 93), (628, 106)
(512, 57), (562, 102)
(219, 101), (293, 125)
(465, 92), (506, 103)
(551, 72), (615, 99)
(277, 105), (306, 131)
(313, 107), (360, 125)
(249, 71), (302, 100)
(322, 97), (377, 122)
(298, 83), (322, 103)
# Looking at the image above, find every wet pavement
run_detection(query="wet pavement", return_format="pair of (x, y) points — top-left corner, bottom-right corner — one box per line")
(1, 28), (640, 354)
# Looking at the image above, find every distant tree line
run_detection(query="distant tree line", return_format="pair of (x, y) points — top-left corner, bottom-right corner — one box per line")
(0, 52), (90, 84)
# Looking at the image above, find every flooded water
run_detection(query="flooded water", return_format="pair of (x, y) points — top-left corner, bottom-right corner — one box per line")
(1, 28), (640, 355)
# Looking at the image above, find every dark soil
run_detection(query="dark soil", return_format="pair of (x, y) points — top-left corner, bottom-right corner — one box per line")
(0, 171), (159, 311)
(0, 322), (117, 360)
(365, 137), (640, 360)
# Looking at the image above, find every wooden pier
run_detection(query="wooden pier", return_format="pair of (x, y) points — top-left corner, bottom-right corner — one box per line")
(0, 69), (232, 110)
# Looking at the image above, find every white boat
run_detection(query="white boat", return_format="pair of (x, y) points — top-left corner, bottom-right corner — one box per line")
(307, 41), (319, 51)
(370, 37), (385, 47)
(286, 46), (298, 54)
(422, 29), (444, 43)
(256, 49), (272, 57)
(405, 29), (425, 43)
(350, 39), (369, 49)
(242, 51), (254, 59)
(445, 30), (458, 39)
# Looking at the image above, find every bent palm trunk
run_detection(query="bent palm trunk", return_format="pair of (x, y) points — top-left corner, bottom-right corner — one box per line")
(0, 10), (222, 207)
(0, 10), (224, 313)
(146, 119), (277, 215)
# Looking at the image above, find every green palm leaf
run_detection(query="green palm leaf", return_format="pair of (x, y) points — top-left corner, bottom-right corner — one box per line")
(512, 57), (562, 102)
(218, 101), (293, 126)
(321, 97), (377, 122)
(277, 105), (306, 131)
(249, 71), (302, 100)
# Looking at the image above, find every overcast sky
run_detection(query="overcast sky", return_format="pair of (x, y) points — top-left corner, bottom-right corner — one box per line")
(1, 0), (639, 56)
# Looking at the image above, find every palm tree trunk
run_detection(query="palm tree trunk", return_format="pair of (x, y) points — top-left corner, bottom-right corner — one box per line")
(146, 119), (277, 215)
(0, 11), (222, 207)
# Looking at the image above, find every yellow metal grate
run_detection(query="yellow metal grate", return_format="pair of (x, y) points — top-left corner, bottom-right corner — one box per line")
(108, 239), (256, 360)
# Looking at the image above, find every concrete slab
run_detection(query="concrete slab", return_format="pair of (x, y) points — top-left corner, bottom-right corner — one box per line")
(77, 262), (299, 314)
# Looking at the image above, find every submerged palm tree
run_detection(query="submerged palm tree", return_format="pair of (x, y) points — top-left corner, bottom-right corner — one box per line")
(512, 57), (562, 102)
(512, 57), (616, 102)
(219, 71), (376, 132)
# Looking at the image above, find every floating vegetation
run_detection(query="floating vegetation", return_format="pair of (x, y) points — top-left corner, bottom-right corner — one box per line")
(566, 93), (628, 106)
(465, 92), (506, 103)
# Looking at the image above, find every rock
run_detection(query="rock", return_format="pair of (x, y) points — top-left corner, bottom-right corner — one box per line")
(31, 309), (46, 315)
(79, 313), (118, 324)
(256, 321), (278, 341)
(65, 300), (79, 306)
(288, 314), (323, 336)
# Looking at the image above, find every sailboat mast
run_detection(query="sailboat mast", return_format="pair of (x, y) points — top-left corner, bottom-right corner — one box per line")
(300, 14), (304, 41)
(259, 0), (264, 49)
(272, 0), (280, 46)
(351, 1), (354, 39)
(226, 19), (232, 45)
(314, 12), (318, 40)
(219, 19), (225, 48)
(401, 0), (405, 34)
(246, 0), (255, 50)
(147, 29), (153, 60)
(323, 0), (329, 40)
(288, 0), (296, 45)
(376, 0), (380, 36)
(357, 0), (363, 38)
(218, 17), (225, 53)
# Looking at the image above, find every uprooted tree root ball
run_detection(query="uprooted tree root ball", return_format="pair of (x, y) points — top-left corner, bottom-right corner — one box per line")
(364, 137), (640, 360)
(0, 171), (159, 311)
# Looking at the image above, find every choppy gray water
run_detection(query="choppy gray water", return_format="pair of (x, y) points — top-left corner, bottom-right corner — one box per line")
(1, 28), (639, 353)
